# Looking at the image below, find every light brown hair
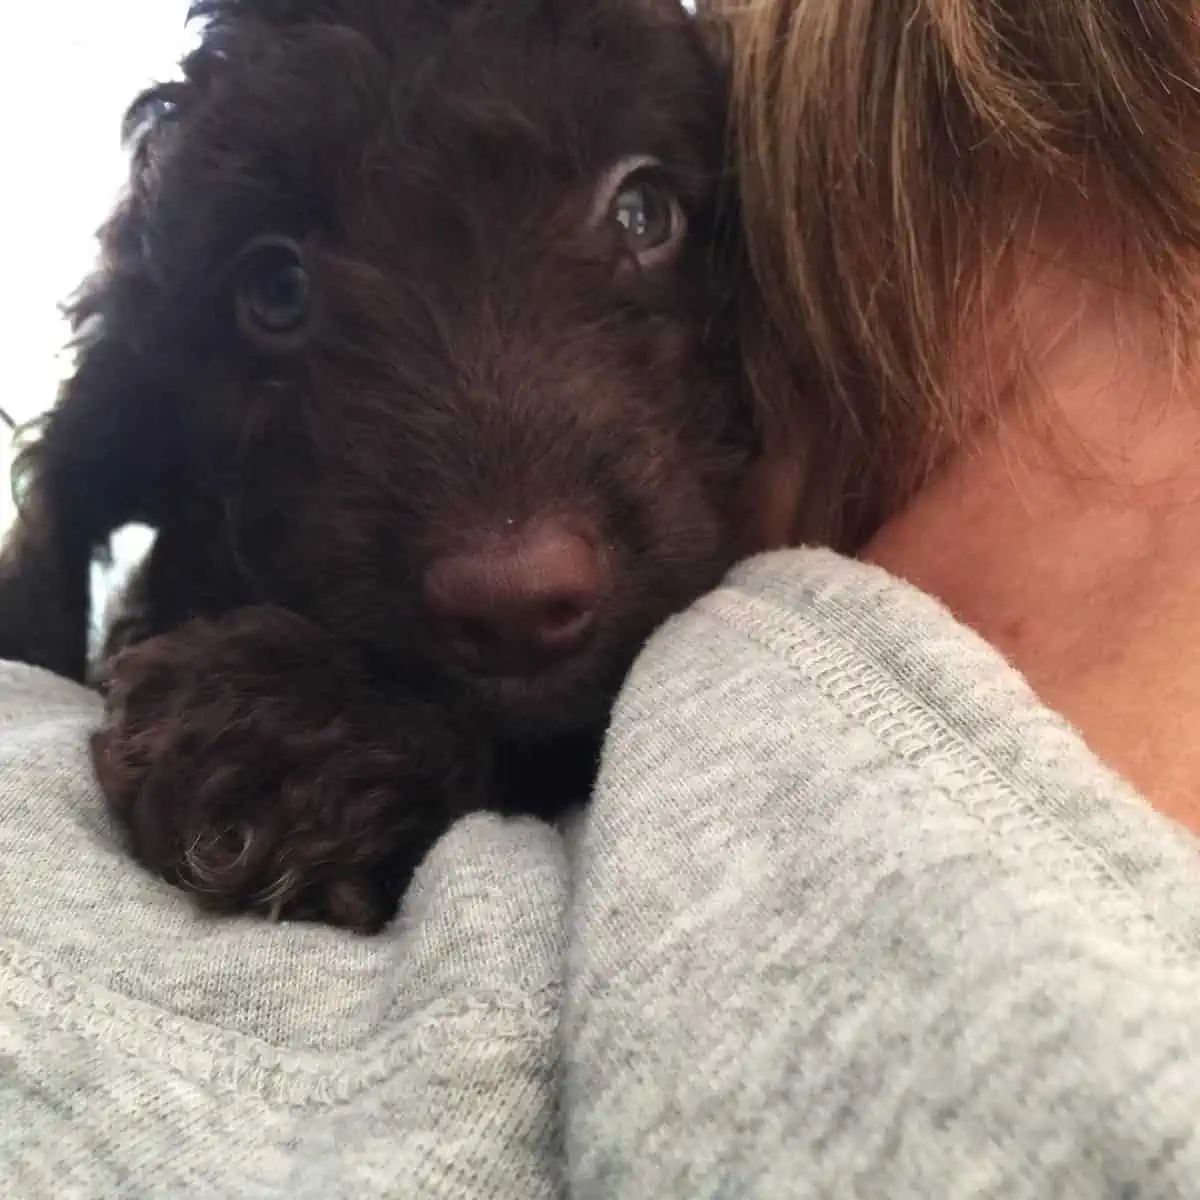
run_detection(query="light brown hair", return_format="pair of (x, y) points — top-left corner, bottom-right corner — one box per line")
(714, 0), (1200, 548)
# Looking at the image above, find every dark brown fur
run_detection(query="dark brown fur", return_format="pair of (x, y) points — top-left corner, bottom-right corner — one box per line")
(0, 0), (759, 931)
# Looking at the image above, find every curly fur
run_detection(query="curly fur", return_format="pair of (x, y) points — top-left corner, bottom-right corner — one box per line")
(0, 0), (760, 932)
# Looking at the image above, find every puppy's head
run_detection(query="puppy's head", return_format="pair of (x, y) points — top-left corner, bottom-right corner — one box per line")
(85, 0), (752, 738)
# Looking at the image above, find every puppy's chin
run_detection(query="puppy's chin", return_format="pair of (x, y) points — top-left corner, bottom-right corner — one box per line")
(459, 630), (651, 741)
(470, 667), (619, 743)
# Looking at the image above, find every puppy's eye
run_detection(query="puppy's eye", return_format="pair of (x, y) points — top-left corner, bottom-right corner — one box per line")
(595, 156), (685, 269)
(611, 178), (676, 255)
(234, 236), (314, 350)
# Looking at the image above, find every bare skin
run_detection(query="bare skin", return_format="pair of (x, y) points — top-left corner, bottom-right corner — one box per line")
(865, 266), (1200, 834)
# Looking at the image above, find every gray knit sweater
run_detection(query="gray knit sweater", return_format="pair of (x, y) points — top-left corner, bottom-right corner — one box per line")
(1, 549), (1197, 1198)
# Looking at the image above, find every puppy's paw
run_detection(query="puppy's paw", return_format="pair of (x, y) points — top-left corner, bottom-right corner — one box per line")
(90, 606), (487, 933)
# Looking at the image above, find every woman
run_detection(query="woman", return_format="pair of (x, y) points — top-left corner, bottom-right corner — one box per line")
(2, 0), (1197, 1195)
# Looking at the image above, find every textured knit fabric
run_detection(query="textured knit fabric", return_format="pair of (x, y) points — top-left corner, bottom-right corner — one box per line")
(1, 548), (1198, 1198)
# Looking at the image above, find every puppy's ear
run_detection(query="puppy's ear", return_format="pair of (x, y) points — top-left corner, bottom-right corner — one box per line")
(0, 293), (183, 681)
(0, 46), (212, 681)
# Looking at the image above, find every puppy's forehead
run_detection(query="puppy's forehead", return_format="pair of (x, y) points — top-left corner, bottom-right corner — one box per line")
(136, 0), (722, 274)
(199, 0), (713, 175)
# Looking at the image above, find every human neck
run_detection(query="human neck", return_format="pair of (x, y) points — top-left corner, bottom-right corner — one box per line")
(864, 274), (1200, 834)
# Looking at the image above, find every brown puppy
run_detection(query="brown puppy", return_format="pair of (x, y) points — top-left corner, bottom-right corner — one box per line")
(0, 0), (761, 932)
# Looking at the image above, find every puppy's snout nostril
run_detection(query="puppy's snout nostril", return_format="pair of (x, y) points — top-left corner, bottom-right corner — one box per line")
(424, 521), (604, 675)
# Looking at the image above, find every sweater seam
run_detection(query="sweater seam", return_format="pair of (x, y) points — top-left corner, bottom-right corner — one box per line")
(0, 935), (561, 1109)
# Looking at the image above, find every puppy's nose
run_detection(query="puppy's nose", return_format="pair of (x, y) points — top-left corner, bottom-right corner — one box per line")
(424, 523), (603, 675)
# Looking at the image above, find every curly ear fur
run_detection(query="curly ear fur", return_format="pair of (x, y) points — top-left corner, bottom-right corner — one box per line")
(0, 312), (187, 680)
